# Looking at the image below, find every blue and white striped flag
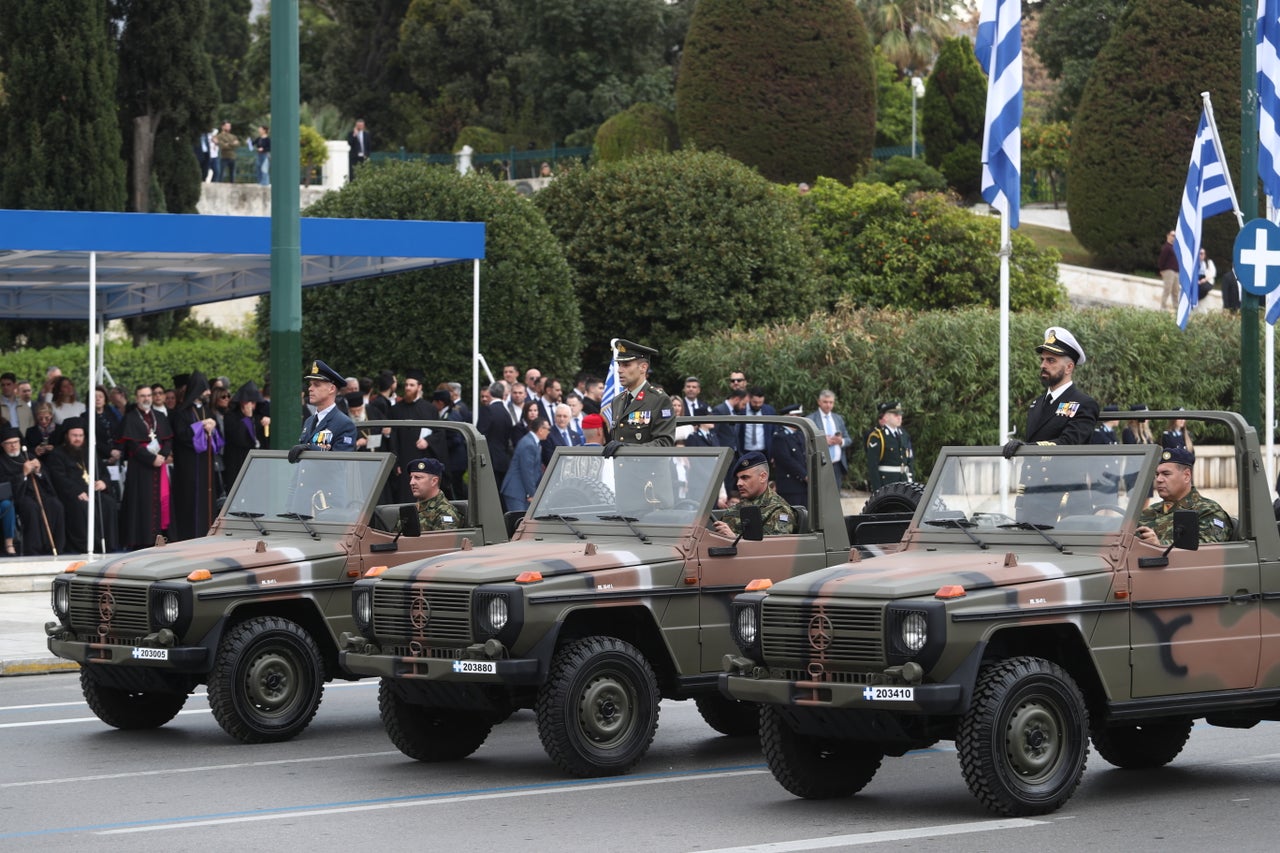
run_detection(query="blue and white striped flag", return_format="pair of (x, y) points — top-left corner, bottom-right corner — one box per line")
(600, 339), (621, 426)
(1174, 106), (1236, 329)
(975, 0), (1022, 228)
(1259, 0), (1280, 323)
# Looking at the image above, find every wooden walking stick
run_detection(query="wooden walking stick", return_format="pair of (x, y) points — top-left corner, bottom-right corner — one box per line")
(23, 446), (57, 556)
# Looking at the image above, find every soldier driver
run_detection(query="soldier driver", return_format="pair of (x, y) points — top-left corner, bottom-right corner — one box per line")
(406, 457), (459, 531)
(713, 451), (794, 537)
(1135, 447), (1232, 545)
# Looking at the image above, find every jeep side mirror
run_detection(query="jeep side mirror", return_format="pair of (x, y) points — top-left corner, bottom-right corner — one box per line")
(399, 503), (421, 538)
(741, 505), (764, 542)
(1138, 509), (1200, 568)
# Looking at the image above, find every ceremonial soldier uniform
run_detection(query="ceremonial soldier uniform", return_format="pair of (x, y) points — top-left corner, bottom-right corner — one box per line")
(770, 405), (808, 509)
(607, 340), (675, 447)
(296, 360), (358, 452)
(865, 401), (915, 490)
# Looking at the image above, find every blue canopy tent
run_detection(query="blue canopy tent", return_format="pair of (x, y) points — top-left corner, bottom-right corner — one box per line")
(0, 208), (486, 555)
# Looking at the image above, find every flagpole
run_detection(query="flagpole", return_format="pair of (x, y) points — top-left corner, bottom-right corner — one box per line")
(999, 209), (1011, 516)
(1204, 92), (1246, 227)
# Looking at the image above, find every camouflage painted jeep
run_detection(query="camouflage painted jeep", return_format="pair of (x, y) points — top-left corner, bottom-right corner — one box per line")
(340, 416), (912, 777)
(46, 421), (506, 743)
(721, 410), (1280, 816)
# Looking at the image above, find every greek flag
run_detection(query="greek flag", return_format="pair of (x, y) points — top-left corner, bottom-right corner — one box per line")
(1259, 0), (1280, 322)
(600, 339), (621, 426)
(976, 0), (1022, 228)
(1174, 106), (1235, 329)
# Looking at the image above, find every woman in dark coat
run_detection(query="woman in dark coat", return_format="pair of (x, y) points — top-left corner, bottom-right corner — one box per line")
(168, 371), (220, 541)
(223, 381), (266, 488)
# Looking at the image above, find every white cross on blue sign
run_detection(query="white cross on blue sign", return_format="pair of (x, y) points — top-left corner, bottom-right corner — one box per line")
(862, 686), (874, 701)
(1233, 218), (1280, 296)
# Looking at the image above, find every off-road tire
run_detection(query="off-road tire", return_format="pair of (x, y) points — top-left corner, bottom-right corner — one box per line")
(760, 705), (882, 799)
(694, 694), (759, 737)
(1090, 718), (1193, 769)
(546, 477), (615, 507)
(862, 481), (926, 515)
(79, 669), (188, 730)
(207, 616), (325, 744)
(536, 636), (659, 777)
(956, 656), (1089, 816)
(378, 679), (493, 761)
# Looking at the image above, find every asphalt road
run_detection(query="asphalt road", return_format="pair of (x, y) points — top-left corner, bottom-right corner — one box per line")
(3, 674), (1280, 852)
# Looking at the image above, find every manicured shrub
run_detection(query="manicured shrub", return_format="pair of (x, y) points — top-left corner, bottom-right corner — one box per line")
(921, 37), (987, 199)
(594, 103), (679, 163)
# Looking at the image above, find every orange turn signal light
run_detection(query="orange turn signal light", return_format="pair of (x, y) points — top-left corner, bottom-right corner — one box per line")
(745, 578), (773, 592)
(64, 561), (86, 574)
(364, 565), (389, 578)
(515, 571), (544, 584)
(187, 569), (212, 582)
(935, 585), (966, 599)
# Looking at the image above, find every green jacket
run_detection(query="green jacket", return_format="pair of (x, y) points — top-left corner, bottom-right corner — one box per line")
(720, 490), (795, 536)
(1136, 487), (1232, 544)
(416, 491), (460, 532)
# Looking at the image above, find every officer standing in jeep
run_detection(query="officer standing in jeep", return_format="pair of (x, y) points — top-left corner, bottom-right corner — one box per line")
(1135, 446), (1232, 544)
(607, 340), (674, 448)
(712, 451), (794, 536)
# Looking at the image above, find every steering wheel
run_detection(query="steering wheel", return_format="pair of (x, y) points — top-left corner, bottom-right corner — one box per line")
(1092, 504), (1126, 515)
(673, 499), (701, 511)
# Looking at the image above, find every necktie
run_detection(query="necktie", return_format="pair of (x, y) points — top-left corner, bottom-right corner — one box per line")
(561, 429), (570, 445)
(824, 414), (837, 461)
(508, 401), (518, 425)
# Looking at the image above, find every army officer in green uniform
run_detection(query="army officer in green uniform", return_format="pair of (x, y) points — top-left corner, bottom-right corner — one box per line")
(607, 340), (675, 447)
(865, 400), (915, 490)
(1135, 446), (1232, 545)
(406, 457), (459, 531)
(712, 452), (795, 536)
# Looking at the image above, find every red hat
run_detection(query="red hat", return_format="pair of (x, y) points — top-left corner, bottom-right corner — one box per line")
(581, 413), (605, 430)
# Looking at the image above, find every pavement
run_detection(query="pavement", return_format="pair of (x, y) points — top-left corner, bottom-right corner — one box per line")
(0, 554), (83, 677)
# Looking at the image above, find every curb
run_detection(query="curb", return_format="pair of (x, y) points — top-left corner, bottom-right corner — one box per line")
(0, 657), (80, 677)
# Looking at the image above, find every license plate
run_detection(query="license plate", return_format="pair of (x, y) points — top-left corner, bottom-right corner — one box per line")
(451, 659), (496, 675)
(863, 685), (913, 702)
(131, 647), (169, 661)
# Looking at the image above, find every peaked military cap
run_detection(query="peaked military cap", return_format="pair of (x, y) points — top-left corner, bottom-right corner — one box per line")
(614, 340), (657, 363)
(1161, 447), (1195, 468)
(408, 457), (445, 477)
(303, 359), (344, 385)
(1035, 327), (1086, 365)
(877, 400), (903, 415)
(779, 403), (804, 415)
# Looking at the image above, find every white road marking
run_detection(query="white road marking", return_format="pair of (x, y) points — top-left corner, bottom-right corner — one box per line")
(0, 708), (210, 729)
(0, 680), (371, 714)
(694, 819), (1048, 852)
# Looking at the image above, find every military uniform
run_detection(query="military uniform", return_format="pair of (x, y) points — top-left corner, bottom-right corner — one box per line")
(720, 490), (795, 536)
(1137, 487), (1232, 544)
(865, 425), (915, 490)
(607, 340), (676, 447)
(415, 490), (459, 532)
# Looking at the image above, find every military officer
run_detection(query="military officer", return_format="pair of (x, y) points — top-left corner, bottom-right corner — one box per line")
(406, 457), (459, 531)
(713, 451), (795, 537)
(865, 400), (915, 490)
(1136, 447), (1232, 545)
(607, 340), (675, 448)
(1004, 326), (1099, 456)
(288, 360), (358, 462)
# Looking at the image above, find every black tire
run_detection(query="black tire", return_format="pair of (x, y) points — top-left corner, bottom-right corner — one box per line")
(546, 477), (615, 507)
(1090, 718), (1193, 769)
(79, 669), (188, 730)
(760, 705), (882, 799)
(956, 656), (1089, 816)
(862, 481), (925, 514)
(536, 636), (659, 777)
(378, 679), (493, 761)
(207, 616), (325, 744)
(694, 694), (760, 737)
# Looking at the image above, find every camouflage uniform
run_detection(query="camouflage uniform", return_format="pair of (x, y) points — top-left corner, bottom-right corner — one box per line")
(1136, 486), (1232, 544)
(415, 491), (460, 532)
(720, 490), (795, 536)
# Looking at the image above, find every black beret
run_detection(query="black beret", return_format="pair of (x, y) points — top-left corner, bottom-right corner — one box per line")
(736, 451), (768, 472)
(408, 457), (444, 476)
(1161, 447), (1195, 467)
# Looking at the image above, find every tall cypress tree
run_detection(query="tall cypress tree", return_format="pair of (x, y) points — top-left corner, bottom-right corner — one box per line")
(920, 36), (986, 199)
(0, 0), (125, 211)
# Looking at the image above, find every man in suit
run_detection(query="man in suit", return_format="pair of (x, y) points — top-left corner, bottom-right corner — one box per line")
(681, 376), (712, 418)
(348, 119), (372, 181)
(1004, 327), (1099, 455)
(607, 340), (675, 447)
(478, 381), (513, 490)
(501, 417), (550, 512)
(740, 386), (776, 458)
(807, 390), (854, 490)
(863, 400), (914, 491)
(711, 388), (747, 449)
(543, 403), (582, 464)
(289, 360), (358, 462)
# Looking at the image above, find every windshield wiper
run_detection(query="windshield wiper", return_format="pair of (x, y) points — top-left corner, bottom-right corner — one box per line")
(533, 514), (587, 540)
(925, 517), (988, 550)
(228, 511), (269, 535)
(276, 512), (319, 540)
(999, 522), (1067, 553)
(597, 514), (650, 544)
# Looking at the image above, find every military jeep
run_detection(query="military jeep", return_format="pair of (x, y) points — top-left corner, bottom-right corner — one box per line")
(46, 420), (506, 743)
(721, 411), (1280, 816)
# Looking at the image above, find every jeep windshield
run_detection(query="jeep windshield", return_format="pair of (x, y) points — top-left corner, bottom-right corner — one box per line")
(532, 447), (728, 526)
(222, 452), (388, 527)
(919, 447), (1154, 536)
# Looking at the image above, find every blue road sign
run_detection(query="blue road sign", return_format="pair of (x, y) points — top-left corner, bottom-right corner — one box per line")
(1233, 218), (1280, 296)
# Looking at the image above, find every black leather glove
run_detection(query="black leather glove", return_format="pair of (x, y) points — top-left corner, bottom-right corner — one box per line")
(288, 444), (308, 464)
(602, 440), (624, 458)
(1001, 439), (1025, 459)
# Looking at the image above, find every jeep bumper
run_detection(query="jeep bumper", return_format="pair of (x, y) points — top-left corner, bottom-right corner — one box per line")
(340, 649), (541, 684)
(46, 635), (211, 672)
(719, 672), (964, 714)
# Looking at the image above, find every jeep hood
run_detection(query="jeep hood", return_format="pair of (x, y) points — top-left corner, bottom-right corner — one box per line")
(70, 536), (348, 582)
(381, 540), (683, 586)
(770, 549), (1111, 600)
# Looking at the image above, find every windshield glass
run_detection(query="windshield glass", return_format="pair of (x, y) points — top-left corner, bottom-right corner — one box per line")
(534, 449), (724, 525)
(921, 451), (1140, 534)
(223, 454), (387, 526)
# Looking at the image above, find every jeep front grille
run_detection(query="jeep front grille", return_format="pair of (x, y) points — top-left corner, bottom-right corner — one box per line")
(371, 585), (472, 644)
(67, 581), (150, 636)
(761, 601), (885, 667)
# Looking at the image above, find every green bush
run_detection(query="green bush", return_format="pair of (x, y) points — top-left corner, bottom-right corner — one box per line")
(593, 103), (679, 163)
(455, 125), (506, 154)
(859, 156), (947, 194)
(675, 0), (875, 184)
(805, 178), (1065, 311)
(674, 305), (1259, 485)
(535, 149), (828, 380)
(921, 37), (987, 199)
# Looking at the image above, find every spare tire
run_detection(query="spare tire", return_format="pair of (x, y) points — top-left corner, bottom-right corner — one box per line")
(861, 481), (926, 515)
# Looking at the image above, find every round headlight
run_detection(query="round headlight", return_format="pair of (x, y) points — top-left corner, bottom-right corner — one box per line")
(157, 591), (180, 626)
(486, 596), (509, 632)
(354, 590), (372, 628)
(901, 611), (928, 652)
(735, 606), (759, 648)
(52, 583), (69, 618)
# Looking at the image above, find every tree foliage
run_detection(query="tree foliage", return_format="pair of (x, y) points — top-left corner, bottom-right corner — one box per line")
(874, 49), (915, 148)
(857, 0), (955, 76)
(676, 0), (876, 185)
(806, 178), (1065, 312)
(257, 161), (583, 383)
(205, 0), (252, 107)
(1067, 0), (1239, 272)
(1031, 0), (1129, 122)
(593, 103), (679, 163)
(535, 150), (828, 380)
(921, 36), (986, 199)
